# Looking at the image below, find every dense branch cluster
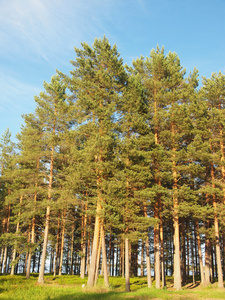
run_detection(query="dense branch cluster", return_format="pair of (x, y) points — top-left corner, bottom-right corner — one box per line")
(1, 37), (225, 290)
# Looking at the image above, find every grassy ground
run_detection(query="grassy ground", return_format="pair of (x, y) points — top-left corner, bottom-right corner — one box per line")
(0, 274), (224, 300)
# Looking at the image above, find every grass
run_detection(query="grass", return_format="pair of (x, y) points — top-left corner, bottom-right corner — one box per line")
(0, 274), (224, 300)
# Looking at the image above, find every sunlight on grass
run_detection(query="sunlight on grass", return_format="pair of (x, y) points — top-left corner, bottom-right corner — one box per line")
(0, 274), (224, 300)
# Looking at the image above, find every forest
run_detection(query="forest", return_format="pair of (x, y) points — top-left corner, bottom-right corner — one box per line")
(1, 36), (225, 292)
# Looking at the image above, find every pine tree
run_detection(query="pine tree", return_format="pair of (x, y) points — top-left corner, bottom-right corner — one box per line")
(30, 75), (71, 284)
(64, 36), (127, 287)
(114, 71), (155, 291)
(0, 129), (15, 274)
(200, 72), (225, 288)
(133, 46), (169, 289)
(11, 114), (44, 278)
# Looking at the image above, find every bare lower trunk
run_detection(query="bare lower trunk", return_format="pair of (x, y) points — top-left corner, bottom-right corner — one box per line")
(3, 206), (10, 275)
(146, 236), (152, 288)
(173, 213), (181, 290)
(70, 220), (74, 275)
(125, 237), (130, 292)
(2, 246), (8, 275)
(80, 208), (87, 279)
(94, 230), (102, 285)
(144, 204), (152, 288)
(211, 163), (224, 288)
(0, 248), (4, 273)
(205, 230), (211, 285)
(38, 140), (54, 284)
(26, 217), (35, 279)
(101, 225), (109, 287)
(154, 201), (160, 289)
(214, 207), (224, 288)
(27, 158), (39, 278)
(121, 239), (125, 277)
(37, 205), (50, 284)
(160, 216), (165, 287)
(54, 217), (60, 277)
(191, 233), (195, 285)
(87, 202), (101, 287)
(172, 151), (181, 290)
(141, 240), (144, 277)
(59, 211), (66, 276)
(186, 221), (189, 278)
(10, 222), (20, 275)
(195, 220), (206, 285)
(11, 196), (23, 276)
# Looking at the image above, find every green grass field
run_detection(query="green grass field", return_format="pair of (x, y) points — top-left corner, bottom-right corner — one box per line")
(0, 274), (224, 300)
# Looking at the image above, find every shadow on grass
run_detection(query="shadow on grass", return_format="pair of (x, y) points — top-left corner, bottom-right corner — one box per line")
(44, 291), (123, 300)
(187, 282), (200, 289)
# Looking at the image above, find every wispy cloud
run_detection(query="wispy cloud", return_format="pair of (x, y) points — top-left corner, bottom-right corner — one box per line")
(0, 0), (118, 63)
(0, 0), (149, 138)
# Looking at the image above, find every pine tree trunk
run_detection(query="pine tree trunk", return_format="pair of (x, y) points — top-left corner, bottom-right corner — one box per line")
(101, 225), (109, 287)
(2, 246), (8, 275)
(0, 248), (4, 273)
(160, 201), (165, 287)
(59, 210), (66, 276)
(191, 233), (195, 285)
(171, 118), (182, 290)
(115, 240), (119, 276)
(11, 196), (22, 276)
(186, 221), (189, 279)
(87, 201), (101, 287)
(210, 242), (214, 282)
(26, 217), (35, 279)
(195, 220), (206, 285)
(50, 248), (54, 273)
(172, 161), (182, 290)
(146, 236), (152, 288)
(213, 204), (224, 288)
(108, 233), (111, 276)
(211, 163), (224, 288)
(194, 226), (199, 276)
(37, 205), (50, 283)
(3, 205), (10, 275)
(154, 200), (160, 289)
(27, 158), (39, 279)
(80, 207), (87, 279)
(37, 249), (41, 273)
(170, 230), (173, 276)
(141, 240), (144, 277)
(70, 220), (74, 275)
(54, 216), (60, 277)
(10, 220), (20, 276)
(144, 204), (152, 288)
(37, 139), (54, 283)
(121, 239), (125, 277)
(112, 236), (115, 276)
(65, 246), (69, 275)
(94, 229), (102, 285)
(180, 221), (186, 284)
(205, 226), (211, 285)
(125, 237), (130, 292)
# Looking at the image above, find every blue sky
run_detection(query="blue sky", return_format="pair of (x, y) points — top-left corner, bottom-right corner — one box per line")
(1, 0), (225, 141)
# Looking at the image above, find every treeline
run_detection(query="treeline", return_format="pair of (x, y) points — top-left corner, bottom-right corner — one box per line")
(0, 37), (225, 291)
